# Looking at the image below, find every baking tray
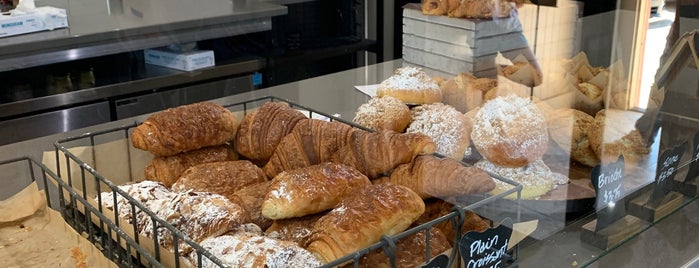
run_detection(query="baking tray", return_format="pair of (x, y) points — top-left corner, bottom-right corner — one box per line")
(0, 156), (161, 267)
(53, 95), (523, 268)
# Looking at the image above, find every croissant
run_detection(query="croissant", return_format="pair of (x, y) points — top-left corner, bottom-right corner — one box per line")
(330, 130), (436, 179)
(263, 119), (356, 179)
(384, 155), (495, 199)
(449, 0), (513, 19)
(171, 160), (267, 201)
(235, 102), (308, 164)
(190, 233), (324, 268)
(99, 181), (246, 255)
(228, 181), (274, 230)
(413, 198), (490, 241)
(422, 0), (448, 15)
(265, 213), (325, 248)
(261, 162), (371, 220)
(306, 184), (425, 263)
(143, 145), (238, 187)
(131, 102), (239, 156)
(352, 227), (451, 268)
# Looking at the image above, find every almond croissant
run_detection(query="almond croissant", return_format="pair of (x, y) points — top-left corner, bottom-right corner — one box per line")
(262, 119), (355, 179)
(235, 102), (307, 164)
(144, 145), (239, 187)
(330, 130), (436, 179)
(381, 155), (495, 199)
(131, 102), (239, 156)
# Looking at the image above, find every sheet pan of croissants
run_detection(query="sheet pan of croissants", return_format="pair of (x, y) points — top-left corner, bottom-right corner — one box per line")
(97, 100), (500, 268)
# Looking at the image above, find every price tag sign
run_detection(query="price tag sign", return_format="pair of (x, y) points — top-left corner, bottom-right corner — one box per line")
(685, 132), (699, 183)
(590, 157), (626, 231)
(459, 218), (513, 268)
(421, 254), (449, 268)
(652, 142), (687, 201)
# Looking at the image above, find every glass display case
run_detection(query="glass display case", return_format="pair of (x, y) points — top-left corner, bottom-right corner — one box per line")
(0, 0), (697, 267)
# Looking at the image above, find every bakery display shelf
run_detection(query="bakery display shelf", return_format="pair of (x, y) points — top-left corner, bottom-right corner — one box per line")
(53, 95), (522, 268)
(0, 156), (161, 267)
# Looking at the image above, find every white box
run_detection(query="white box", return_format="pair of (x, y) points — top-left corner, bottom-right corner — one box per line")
(0, 7), (68, 38)
(144, 48), (215, 71)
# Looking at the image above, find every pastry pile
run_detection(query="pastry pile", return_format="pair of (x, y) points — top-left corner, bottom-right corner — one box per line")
(421, 0), (518, 19)
(357, 67), (570, 199)
(99, 100), (496, 267)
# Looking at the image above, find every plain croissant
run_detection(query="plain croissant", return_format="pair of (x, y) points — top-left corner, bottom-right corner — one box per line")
(261, 162), (371, 220)
(235, 102), (307, 164)
(306, 183), (425, 263)
(131, 102), (239, 156)
(262, 119), (355, 179)
(171, 160), (268, 201)
(380, 155), (495, 199)
(330, 130), (436, 179)
(144, 145), (239, 187)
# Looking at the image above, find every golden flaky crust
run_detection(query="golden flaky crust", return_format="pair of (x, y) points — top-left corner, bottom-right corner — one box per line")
(448, 0), (514, 19)
(546, 108), (599, 167)
(330, 130), (437, 179)
(171, 160), (267, 200)
(263, 119), (356, 179)
(352, 96), (412, 133)
(229, 181), (274, 230)
(261, 162), (371, 220)
(306, 184), (425, 263)
(413, 199), (490, 241)
(385, 155), (495, 199)
(235, 102), (307, 163)
(440, 73), (497, 113)
(265, 213), (325, 248)
(131, 102), (238, 156)
(144, 145), (238, 187)
(422, 0), (449, 15)
(353, 228), (451, 268)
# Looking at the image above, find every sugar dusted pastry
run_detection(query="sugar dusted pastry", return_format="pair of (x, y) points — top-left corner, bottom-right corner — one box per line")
(376, 67), (442, 104)
(471, 94), (549, 167)
(353, 96), (412, 132)
(406, 103), (470, 160)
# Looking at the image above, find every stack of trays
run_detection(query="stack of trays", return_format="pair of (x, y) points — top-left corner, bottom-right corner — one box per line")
(401, 4), (530, 78)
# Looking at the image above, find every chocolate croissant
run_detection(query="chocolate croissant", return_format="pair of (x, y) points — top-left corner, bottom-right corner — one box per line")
(262, 119), (355, 179)
(261, 162), (371, 220)
(330, 130), (436, 179)
(171, 160), (267, 201)
(144, 145), (239, 187)
(380, 155), (495, 199)
(235, 102), (308, 164)
(306, 183), (425, 263)
(131, 102), (239, 156)
(228, 181), (274, 230)
(353, 227), (451, 268)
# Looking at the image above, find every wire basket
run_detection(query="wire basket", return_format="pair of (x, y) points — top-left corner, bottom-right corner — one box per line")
(53, 95), (523, 268)
(0, 156), (162, 267)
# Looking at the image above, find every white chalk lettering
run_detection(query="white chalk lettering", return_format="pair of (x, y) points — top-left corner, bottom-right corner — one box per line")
(466, 239), (509, 268)
(598, 168), (622, 188)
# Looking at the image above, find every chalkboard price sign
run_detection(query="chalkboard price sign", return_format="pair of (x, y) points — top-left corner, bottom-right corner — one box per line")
(591, 157), (625, 210)
(685, 132), (699, 183)
(421, 254), (449, 268)
(459, 219), (513, 268)
(652, 142), (687, 201)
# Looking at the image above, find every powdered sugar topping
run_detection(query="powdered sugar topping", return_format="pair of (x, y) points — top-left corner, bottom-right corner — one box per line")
(378, 66), (439, 91)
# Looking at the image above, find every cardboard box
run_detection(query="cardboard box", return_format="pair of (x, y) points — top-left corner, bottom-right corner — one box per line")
(0, 6), (68, 38)
(144, 48), (215, 71)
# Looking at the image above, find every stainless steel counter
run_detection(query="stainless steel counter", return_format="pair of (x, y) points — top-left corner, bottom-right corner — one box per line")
(0, 59), (696, 268)
(0, 0), (287, 71)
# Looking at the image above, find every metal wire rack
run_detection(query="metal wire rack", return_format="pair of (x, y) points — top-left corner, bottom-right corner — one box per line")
(53, 95), (523, 268)
(0, 156), (162, 267)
